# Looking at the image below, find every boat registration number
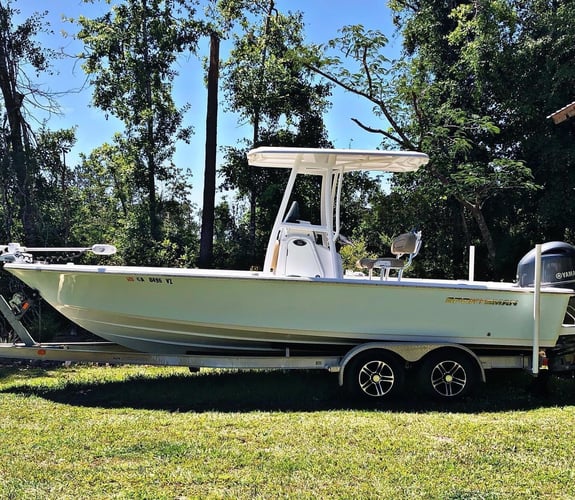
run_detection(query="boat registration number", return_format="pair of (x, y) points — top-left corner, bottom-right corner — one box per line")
(126, 276), (175, 285)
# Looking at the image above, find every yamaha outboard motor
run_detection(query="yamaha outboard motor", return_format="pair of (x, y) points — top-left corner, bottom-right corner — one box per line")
(516, 241), (575, 289)
(517, 242), (575, 373)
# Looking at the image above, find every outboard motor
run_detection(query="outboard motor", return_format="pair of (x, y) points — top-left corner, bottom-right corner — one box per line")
(517, 242), (575, 373)
(516, 241), (575, 289)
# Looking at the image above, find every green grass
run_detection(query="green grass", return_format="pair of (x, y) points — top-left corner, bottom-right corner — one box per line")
(1, 364), (574, 499)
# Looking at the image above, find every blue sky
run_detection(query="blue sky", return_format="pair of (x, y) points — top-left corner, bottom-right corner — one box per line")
(13, 0), (400, 204)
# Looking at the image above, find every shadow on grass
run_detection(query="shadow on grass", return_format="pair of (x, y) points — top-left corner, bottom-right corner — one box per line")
(0, 363), (58, 380)
(2, 365), (575, 413)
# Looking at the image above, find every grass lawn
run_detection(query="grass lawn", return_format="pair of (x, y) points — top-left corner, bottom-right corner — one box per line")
(1, 363), (574, 499)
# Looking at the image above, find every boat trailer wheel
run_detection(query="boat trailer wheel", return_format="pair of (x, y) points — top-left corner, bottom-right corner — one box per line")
(419, 350), (477, 399)
(345, 351), (405, 399)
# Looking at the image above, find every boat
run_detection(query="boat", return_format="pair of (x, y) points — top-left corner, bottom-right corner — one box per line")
(1, 147), (574, 356)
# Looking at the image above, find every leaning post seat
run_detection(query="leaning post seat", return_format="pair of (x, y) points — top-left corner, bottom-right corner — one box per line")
(358, 230), (422, 280)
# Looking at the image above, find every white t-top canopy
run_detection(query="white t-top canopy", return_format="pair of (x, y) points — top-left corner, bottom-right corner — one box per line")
(247, 147), (429, 174)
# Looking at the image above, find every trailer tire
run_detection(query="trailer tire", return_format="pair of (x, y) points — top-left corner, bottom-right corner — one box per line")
(418, 349), (478, 400)
(344, 350), (405, 399)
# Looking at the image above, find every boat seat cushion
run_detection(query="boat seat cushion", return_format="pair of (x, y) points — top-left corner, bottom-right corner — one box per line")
(358, 257), (405, 270)
(391, 232), (418, 256)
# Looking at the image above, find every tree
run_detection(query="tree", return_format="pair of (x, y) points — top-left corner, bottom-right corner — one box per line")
(219, 1), (332, 267)
(499, 0), (575, 246)
(75, 0), (203, 247)
(73, 137), (136, 249)
(33, 127), (78, 245)
(199, 31), (220, 268)
(74, 135), (199, 266)
(307, 8), (541, 277)
(0, 1), (60, 244)
(388, 0), (575, 275)
(211, 197), (253, 269)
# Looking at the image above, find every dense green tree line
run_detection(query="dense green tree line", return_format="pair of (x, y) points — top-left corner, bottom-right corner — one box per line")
(0, 0), (573, 289)
(310, 0), (574, 279)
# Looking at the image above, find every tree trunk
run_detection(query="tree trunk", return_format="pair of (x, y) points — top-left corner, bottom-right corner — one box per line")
(466, 201), (497, 267)
(0, 11), (36, 244)
(140, 0), (160, 242)
(199, 32), (220, 268)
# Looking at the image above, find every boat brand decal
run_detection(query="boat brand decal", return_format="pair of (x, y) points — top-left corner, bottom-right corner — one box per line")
(126, 276), (175, 285)
(556, 270), (575, 280)
(446, 296), (518, 307)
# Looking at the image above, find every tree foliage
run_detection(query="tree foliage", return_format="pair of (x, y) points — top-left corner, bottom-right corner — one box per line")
(0, 0), (573, 284)
(307, 1), (573, 278)
(75, 0), (203, 248)
(217, 0), (333, 268)
(0, 1), (62, 244)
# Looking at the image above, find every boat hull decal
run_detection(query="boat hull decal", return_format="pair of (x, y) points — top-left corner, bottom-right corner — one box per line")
(446, 297), (519, 307)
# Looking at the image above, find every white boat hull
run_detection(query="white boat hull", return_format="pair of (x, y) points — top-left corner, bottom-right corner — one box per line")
(4, 263), (572, 354)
